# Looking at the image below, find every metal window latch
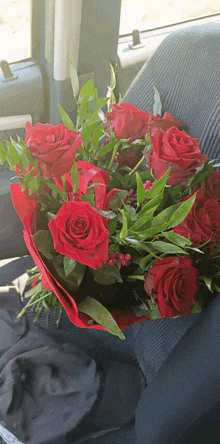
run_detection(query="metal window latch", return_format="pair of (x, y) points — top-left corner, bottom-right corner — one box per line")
(129, 29), (145, 50)
(0, 60), (18, 83)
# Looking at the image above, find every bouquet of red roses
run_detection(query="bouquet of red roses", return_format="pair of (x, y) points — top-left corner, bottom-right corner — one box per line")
(1, 65), (220, 339)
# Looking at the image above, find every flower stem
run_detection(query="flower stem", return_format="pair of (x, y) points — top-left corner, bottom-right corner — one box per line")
(108, 141), (120, 171)
(128, 155), (146, 177)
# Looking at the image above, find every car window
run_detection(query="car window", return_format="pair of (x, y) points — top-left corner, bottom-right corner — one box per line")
(120, 0), (220, 34)
(0, 0), (30, 63)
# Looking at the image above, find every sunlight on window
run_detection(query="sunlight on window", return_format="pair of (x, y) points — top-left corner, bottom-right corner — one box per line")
(0, 0), (30, 63)
(120, 0), (220, 34)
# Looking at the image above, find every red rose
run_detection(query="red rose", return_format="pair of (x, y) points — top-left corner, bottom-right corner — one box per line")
(146, 110), (182, 132)
(144, 256), (198, 318)
(25, 122), (82, 178)
(48, 201), (109, 269)
(105, 102), (149, 142)
(174, 192), (220, 245)
(145, 127), (208, 186)
(193, 171), (220, 202)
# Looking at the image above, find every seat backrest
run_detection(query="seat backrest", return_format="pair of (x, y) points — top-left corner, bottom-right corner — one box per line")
(123, 23), (220, 158)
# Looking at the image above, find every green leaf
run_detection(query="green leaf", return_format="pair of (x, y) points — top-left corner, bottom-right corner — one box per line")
(32, 230), (55, 259)
(22, 147), (37, 167)
(203, 276), (213, 292)
(52, 255), (85, 290)
(109, 62), (116, 90)
(152, 241), (188, 255)
(58, 104), (75, 130)
(22, 167), (38, 191)
(70, 59), (79, 98)
(77, 296), (125, 340)
(120, 209), (128, 239)
(136, 172), (146, 205)
(108, 216), (118, 235)
(190, 299), (204, 314)
(140, 255), (154, 270)
(28, 177), (39, 196)
(81, 122), (99, 140)
(6, 141), (21, 168)
(91, 125), (103, 153)
(47, 212), (56, 221)
(47, 180), (65, 199)
(64, 256), (77, 276)
(78, 79), (94, 103)
(147, 300), (162, 319)
(81, 194), (95, 207)
(152, 203), (181, 228)
(96, 139), (118, 157)
(139, 222), (171, 239)
(37, 170), (44, 190)
(168, 193), (197, 228)
(162, 230), (192, 247)
(133, 303), (151, 317)
(130, 215), (153, 232)
(70, 161), (79, 193)
(92, 263), (123, 285)
(138, 190), (164, 218)
(108, 190), (128, 212)
(0, 141), (7, 164)
(152, 86), (162, 116)
(83, 110), (101, 129)
(146, 168), (171, 199)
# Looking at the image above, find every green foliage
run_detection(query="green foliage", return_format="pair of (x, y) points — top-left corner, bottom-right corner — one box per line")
(32, 230), (55, 259)
(146, 168), (171, 199)
(136, 172), (146, 205)
(0, 141), (7, 164)
(77, 296), (125, 340)
(58, 104), (75, 130)
(64, 256), (77, 276)
(92, 263), (123, 285)
(70, 60), (79, 98)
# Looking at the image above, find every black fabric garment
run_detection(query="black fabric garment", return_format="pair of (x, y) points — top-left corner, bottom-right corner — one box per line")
(0, 257), (145, 444)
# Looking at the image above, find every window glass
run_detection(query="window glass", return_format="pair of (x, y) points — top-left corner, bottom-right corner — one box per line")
(120, 0), (220, 34)
(0, 0), (30, 63)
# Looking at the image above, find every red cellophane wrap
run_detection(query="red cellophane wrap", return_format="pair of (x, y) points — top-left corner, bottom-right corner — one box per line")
(10, 168), (149, 331)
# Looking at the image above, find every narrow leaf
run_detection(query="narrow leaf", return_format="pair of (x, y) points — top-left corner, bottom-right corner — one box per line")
(136, 172), (146, 205)
(153, 241), (188, 255)
(78, 79), (94, 103)
(108, 190), (128, 212)
(58, 104), (75, 130)
(0, 141), (7, 164)
(6, 141), (21, 168)
(64, 256), (77, 276)
(70, 161), (79, 193)
(77, 296), (125, 340)
(169, 193), (197, 228)
(138, 190), (164, 218)
(70, 60), (79, 98)
(108, 216), (118, 235)
(162, 230), (192, 247)
(22, 167), (37, 191)
(96, 139), (118, 158)
(91, 125), (103, 153)
(146, 168), (171, 199)
(120, 210), (128, 239)
(32, 230), (55, 259)
(203, 276), (213, 292)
